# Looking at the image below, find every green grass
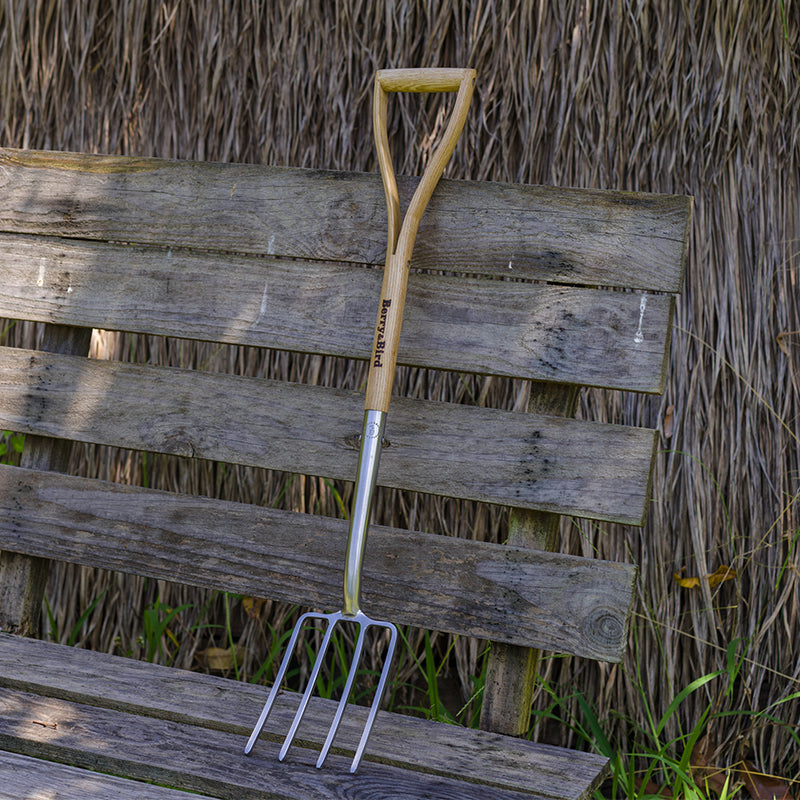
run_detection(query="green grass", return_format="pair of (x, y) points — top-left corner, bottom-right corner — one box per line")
(540, 630), (799, 799)
(37, 384), (797, 797)
(44, 589), (109, 647)
(0, 430), (24, 465)
(142, 598), (193, 664)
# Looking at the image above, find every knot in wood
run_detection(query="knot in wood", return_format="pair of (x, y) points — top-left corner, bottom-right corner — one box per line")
(585, 607), (624, 652)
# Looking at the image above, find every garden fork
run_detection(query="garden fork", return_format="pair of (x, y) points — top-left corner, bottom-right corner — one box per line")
(244, 67), (476, 773)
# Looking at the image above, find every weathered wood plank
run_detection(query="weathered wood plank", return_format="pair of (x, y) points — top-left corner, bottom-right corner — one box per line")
(0, 233), (674, 392)
(0, 634), (608, 800)
(0, 687), (550, 800)
(0, 148), (690, 291)
(0, 465), (636, 660)
(0, 750), (221, 800)
(0, 347), (657, 524)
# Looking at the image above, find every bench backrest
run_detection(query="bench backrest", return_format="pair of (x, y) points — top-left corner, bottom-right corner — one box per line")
(0, 148), (691, 726)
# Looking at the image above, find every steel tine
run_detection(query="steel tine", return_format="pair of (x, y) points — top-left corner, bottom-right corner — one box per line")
(278, 614), (338, 761)
(243, 675), (284, 755)
(244, 611), (322, 755)
(350, 621), (398, 773)
(315, 618), (368, 769)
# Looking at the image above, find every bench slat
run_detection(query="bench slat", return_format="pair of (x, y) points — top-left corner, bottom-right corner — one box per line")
(0, 688), (547, 800)
(0, 751), (221, 800)
(0, 233), (674, 393)
(0, 347), (656, 525)
(0, 465), (635, 661)
(0, 634), (608, 800)
(0, 148), (690, 292)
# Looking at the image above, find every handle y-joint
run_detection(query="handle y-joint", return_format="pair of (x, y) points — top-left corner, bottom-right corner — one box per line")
(366, 67), (476, 414)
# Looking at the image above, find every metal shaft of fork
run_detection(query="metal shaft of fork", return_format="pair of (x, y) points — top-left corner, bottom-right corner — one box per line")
(343, 408), (386, 616)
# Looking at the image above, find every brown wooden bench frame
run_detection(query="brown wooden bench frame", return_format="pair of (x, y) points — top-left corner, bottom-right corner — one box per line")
(0, 147), (691, 799)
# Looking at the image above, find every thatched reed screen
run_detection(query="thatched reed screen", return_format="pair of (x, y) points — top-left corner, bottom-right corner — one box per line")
(1, 0), (798, 782)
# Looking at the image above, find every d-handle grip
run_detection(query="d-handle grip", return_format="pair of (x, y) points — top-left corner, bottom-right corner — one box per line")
(366, 67), (476, 414)
(375, 67), (475, 94)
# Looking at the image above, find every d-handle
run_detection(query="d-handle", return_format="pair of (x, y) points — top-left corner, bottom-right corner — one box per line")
(366, 67), (476, 414)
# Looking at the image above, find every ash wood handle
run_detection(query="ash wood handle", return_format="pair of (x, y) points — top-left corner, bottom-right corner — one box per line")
(375, 68), (475, 93)
(366, 67), (476, 413)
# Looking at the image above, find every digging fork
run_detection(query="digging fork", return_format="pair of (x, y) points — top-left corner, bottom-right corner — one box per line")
(244, 67), (476, 773)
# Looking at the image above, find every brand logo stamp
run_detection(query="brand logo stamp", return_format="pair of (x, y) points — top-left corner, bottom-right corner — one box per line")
(373, 299), (392, 367)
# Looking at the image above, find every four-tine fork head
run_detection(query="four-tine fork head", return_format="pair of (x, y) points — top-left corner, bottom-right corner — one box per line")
(244, 609), (398, 773)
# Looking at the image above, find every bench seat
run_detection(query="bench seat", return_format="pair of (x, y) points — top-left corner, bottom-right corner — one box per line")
(0, 633), (608, 800)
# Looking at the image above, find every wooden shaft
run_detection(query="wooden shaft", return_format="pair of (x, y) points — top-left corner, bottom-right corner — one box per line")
(372, 83), (401, 257)
(365, 254), (409, 412)
(375, 68), (474, 93)
(366, 68), (476, 413)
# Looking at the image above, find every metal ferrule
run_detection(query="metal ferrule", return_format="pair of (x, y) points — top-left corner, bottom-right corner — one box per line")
(343, 409), (386, 617)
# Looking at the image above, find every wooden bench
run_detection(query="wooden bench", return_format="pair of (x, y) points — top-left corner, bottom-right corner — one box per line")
(0, 146), (691, 799)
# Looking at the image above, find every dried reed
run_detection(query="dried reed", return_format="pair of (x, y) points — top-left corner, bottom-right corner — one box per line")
(1, 0), (798, 781)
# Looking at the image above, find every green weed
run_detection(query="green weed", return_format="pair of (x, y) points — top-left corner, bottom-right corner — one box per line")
(391, 628), (458, 723)
(539, 634), (790, 799)
(44, 588), (109, 646)
(0, 320), (16, 344)
(322, 478), (349, 518)
(223, 592), (241, 680)
(142, 598), (192, 664)
(249, 612), (300, 685)
(0, 430), (24, 464)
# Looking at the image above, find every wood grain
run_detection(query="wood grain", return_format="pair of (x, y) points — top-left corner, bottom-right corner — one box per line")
(0, 688), (543, 800)
(0, 346), (657, 524)
(0, 751), (222, 800)
(0, 145), (684, 796)
(0, 233), (676, 392)
(0, 148), (690, 291)
(0, 464), (636, 661)
(0, 634), (608, 800)
(365, 67), (475, 414)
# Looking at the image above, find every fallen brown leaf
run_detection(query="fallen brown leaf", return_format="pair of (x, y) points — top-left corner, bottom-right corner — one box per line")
(197, 645), (246, 672)
(690, 733), (729, 795)
(636, 778), (672, 798)
(740, 760), (793, 800)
